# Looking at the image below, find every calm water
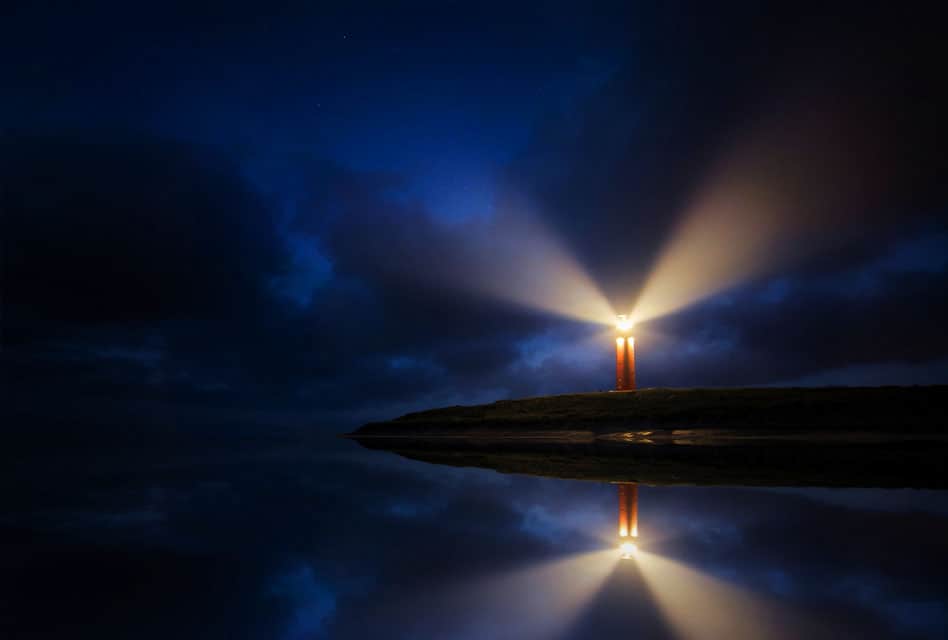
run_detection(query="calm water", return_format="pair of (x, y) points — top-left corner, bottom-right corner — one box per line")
(3, 433), (947, 639)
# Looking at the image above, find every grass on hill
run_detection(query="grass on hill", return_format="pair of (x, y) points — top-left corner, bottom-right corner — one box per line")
(352, 386), (948, 436)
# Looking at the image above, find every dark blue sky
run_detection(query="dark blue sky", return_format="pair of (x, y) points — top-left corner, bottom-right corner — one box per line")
(7, 2), (625, 217)
(4, 1), (948, 430)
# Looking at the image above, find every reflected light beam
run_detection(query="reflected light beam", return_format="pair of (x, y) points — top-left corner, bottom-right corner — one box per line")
(429, 548), (619, 640)
(635, 550), (828, 640)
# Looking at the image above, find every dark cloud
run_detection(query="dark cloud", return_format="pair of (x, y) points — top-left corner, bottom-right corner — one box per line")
(636, 260), (948, 387)
(3, 134), (284, 330)
(2, 134), (296, 423)
(1, 134), (561, 428)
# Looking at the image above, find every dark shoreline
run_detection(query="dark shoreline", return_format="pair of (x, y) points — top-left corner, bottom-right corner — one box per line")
(349, 386), (948, 488)
(351, 386), (948, 437)
(351, 435), (948, 488)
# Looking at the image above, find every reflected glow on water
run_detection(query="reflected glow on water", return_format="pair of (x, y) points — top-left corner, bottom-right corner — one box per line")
(636, 550), (825, 640)
(5, 436), (948, 639)
(429, 549), (620, 640)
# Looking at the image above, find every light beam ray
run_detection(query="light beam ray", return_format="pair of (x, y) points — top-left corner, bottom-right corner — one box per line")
(470, 212), (616, 326)
(456, 548), (619, 640)
(397, 548), (619, 640)
(631, 104), (893, 325)
(389, 199), (617, 326)
(635, 550), (830, 640)
(630, 180), (783, 324)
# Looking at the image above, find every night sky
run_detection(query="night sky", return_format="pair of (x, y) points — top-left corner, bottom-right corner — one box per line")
(4, 1), (948, 429)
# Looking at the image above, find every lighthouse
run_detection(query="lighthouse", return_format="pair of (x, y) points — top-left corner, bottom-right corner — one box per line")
(615, 315), (635, 391)
(617, 482), (638, 558)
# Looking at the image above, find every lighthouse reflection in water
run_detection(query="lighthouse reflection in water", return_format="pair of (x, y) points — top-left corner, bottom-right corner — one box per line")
(617, 482), (639, 558)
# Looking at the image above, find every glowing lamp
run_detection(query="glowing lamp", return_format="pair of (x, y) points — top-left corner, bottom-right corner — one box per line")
(614, 315), (635, 391)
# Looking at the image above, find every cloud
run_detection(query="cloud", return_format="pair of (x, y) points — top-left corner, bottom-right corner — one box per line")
(1, 133), (569, 427)
(3, 133), (285, 330)
(268, 566), (336, 640)
(636, 249), (948, 387)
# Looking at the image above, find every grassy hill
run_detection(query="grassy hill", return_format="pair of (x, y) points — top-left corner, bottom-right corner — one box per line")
(351, 386), (948, 437)
(348, 386), (948, 487)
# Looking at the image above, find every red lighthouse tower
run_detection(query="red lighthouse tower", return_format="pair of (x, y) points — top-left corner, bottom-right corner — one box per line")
(615, 315), (635, 391)
(617, 482), (639, 558)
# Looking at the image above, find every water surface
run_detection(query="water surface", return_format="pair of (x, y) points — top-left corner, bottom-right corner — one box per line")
(3, 432), (947, 639)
